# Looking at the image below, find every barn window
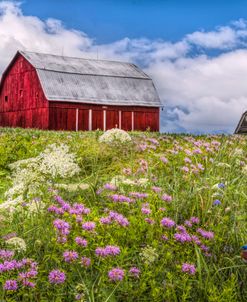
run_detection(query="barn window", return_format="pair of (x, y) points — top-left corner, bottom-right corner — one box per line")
(4, 95), (8, 102)
(35, 92), (39, 101)
(19, 90), (23, 97)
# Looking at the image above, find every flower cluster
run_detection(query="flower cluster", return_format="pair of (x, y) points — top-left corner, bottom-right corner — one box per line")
(95, 245), (120, 257)
(99, 128), (132, 144)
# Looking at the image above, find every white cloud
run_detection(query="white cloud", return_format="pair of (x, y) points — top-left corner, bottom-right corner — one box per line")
(0, 1), (247, 134)
(186, 26), (237, 49)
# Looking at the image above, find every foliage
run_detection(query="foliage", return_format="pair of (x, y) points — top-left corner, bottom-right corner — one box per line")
(0, 127), (246, 301)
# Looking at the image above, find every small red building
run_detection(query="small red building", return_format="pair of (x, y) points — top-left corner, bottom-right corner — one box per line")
(0, 51), (161, 131)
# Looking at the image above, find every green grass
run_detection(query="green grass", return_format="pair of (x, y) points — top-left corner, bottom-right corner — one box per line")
(0, 127), (246, 302)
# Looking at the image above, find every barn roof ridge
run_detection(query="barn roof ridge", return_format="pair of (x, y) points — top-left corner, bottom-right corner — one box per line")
(19, 50), (150, 80)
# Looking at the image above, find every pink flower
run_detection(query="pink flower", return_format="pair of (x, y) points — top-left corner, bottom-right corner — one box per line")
(108, 268), (125, 281)
(63, 251), (78, 263)
(161, 217), (175, 228)
(129, 267), (140, 278)
(81, 257), (91, 267)
(182, 263), (196, 275)
(162, 194), (172, 203)
(141, 207), (151, 215)
(75, 237), (88, 247)
(48, 270), (66, 284)
(82, 222), (96, 231)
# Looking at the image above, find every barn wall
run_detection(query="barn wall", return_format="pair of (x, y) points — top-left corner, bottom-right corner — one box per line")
(49, 102), (159, 131)
(0, 54), (49, 129)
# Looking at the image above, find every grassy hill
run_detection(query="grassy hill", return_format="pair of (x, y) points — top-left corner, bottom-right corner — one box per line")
(0, 127), (246, 301)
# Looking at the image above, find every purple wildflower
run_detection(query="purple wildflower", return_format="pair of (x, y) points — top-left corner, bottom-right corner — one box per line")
(162, 194), (172, 203)
(197, 228), (214, 240)
(48, 270), (66, 284)
(181, 166), (189, 173)
(100, 217), (112, 225)
(4, 280), (18, 291)
(108, 268), (125, 281)
(161, 234), (168, 241)
(218, 183), (225, 189)
(190, 217), (200, 224)
(174, 232), (191, 243)
(63, 251), (78, 263)
(0, 250), (14, 260)
(82, 222), (96, 231)
(104, 183), (117, 191)
(161, 217), (175, 228)
(152, 186), (162, 193)
(75, 237), (88, 247)
(81, 257), (91, 267)
(22, 280), (35, 287)
(129, 267), (140, 278)
(160, 156), (168, 164)
(95, 246), (120, 257)
(145, 218), (155, 224)
(182, 263), (196, 275)
(130, 192), (148, 199)
(53, 219), (70, 236)
(213, 199), (221, 206)
(141, 207), (151, 215)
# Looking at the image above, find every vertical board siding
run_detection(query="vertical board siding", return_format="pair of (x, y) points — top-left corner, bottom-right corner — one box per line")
(106, 110), (119, 130)
(92, 110), (103, 130)
(78, 109), (89, 131)
(121, 111), (133, 131)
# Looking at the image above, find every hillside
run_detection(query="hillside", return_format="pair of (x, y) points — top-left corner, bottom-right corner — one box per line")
(0, 128), (246, 301)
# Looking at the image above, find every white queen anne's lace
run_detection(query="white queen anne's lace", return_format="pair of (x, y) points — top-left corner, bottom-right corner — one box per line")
(6, 237), (27, 252)
(99, 128), (132, 144)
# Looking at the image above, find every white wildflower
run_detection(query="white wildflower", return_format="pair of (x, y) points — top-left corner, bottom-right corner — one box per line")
(242, 165), (247, 175)
(3, 144), (80, 208)
(231, 148), (244, 157)
(140, 246), (158, 265)
(27, 200), (46, 214)
(38, 144), (80, 178)
(55, 183), (89, 192)
(215, 162), (231, 168)
(0, 196), (23, 214)
(6, 237), (26, 252)
(99, 128), (132, 144)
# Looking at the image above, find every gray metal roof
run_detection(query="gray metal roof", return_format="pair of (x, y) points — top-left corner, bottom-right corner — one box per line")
(20, 51), (161, 107)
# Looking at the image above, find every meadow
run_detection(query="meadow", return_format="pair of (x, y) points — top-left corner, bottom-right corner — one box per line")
(0, 127), (246, 302)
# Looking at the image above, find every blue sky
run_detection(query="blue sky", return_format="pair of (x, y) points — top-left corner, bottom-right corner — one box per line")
(1, 0), (247, 133)
(22, 0), (247, 43)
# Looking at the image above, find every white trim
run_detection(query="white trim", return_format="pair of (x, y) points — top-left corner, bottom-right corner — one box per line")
(131, 111), (134, 131)
(119, 111), (122, 129)
(89, 109), (92, 131)
(75, 108), (79, 131)
(103, 110), (106, 131)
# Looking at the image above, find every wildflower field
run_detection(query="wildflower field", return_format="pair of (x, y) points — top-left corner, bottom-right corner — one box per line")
(0, 127), (246, 302)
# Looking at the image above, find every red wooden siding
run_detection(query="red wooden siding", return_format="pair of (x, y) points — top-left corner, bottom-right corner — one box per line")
(48, 103), (159, 132)
(106, 110), (119, 130)
(121, 111), (132, 131)
(78, 109), (89, 131)
(92, 109), (103, 130)
(0, 54), (49, 129)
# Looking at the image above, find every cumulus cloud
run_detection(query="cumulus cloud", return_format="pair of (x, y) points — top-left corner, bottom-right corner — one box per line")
(0, 1), (247, 134)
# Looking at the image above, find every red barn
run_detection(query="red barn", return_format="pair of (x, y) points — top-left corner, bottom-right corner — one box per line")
(0, 50), (161, 131)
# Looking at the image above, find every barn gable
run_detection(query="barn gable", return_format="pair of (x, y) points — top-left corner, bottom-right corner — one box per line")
(19, 51), (161, 107)
(235, 111), (247, 134)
